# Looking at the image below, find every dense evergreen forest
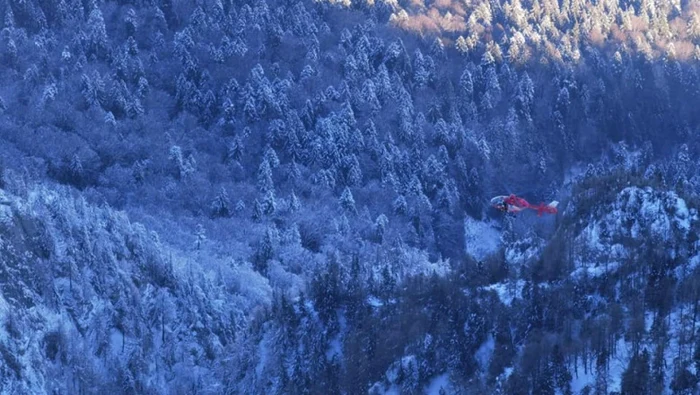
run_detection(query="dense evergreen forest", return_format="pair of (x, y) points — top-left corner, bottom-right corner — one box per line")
(1, 0), (700, 393)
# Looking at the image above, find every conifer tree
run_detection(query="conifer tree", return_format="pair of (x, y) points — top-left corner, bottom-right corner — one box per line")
(211, 187), (230, 218)
(340, 187), (356, 214)
(257, 159), (274, 193)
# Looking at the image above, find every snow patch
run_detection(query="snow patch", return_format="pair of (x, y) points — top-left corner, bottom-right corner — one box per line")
(425, 373), (452, 394)
(475, 334), (494, 372)
(675, 254), (700, 279)
(570, 364), (595, 394)
(0, 292), (8, 341)
(369, 356), (418, 395)
(572, 261), (621, 279)
(110, 328), (124, 354)
(570, 337), (630, 393)
(505, 235), (545, 266)
(256, 331), (272, 379)
(367, 295), (384, 307)
(464, 217), (501, 261)
(0, 190), (12, 229)
(326, 310), (346, 361)
(326, 337), (342, 360)
(482, 280), (525, 306)
(503, 367), (513, 378)
(368, 384), (400, 395)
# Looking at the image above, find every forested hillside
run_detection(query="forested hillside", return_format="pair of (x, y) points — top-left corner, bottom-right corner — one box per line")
(1, 0), (700, 393)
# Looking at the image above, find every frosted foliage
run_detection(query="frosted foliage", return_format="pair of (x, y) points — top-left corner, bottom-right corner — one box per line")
(2, 0), (700, 393)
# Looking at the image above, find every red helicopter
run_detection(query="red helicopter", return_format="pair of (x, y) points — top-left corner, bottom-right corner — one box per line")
(490, 194), (559, 216)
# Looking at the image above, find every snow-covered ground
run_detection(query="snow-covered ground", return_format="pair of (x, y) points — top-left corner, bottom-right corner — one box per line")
(368, 355), (456, 395)
(569, 305), (700, 394)
(326, 309), (347, 361)
(424, 373), (453, 394)
(482, 280), (526, 306)
(476, 334), (495, 372)
(570, 337), (630, 394)
(464, 216), (501, 261)
(505, 234), (545, 266)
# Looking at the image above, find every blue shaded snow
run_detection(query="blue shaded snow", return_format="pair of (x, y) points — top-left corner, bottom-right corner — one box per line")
(464, 216), (501, 261)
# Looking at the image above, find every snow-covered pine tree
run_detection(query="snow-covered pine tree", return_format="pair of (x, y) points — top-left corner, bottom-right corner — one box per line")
(257, 158), (274, 192)
(340, 187), (356, 214)
(211, 187), (230, 218)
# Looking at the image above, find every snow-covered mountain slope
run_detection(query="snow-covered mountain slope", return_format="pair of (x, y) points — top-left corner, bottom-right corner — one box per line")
(0, 185), (269, 394)
(480, 184), (700, 317)
(572, 186), (698, 278)
(469, 182), (700, 394)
